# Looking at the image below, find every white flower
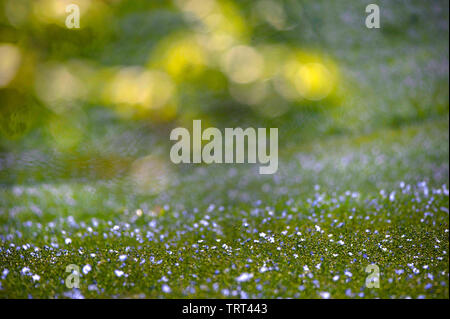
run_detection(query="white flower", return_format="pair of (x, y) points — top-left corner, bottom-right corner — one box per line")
(119, 255), (127, 262)
(82, 264), (92, 275)
(32, 274), (40, 281)
(315, 225), (321, 232)
(162, 284), (171, 293)
(114, 270), (124, 277)
(259, 266), (269, 273)
(332, 275), (339, 281)
(21, 267), (30, 275)
(259, 232), (266, 238)
(236, 273), (253, 283)
(65, 238), (72, 245)
(388, 191), (395, 201)
(319, 292), (331, 299)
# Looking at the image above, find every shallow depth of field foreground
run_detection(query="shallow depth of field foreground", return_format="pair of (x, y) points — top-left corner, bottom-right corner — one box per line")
(0, 0), (449, 299)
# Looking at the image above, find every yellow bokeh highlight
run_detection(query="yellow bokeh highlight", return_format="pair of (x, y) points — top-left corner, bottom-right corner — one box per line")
(35, 63), (87, 113)
(150, 34), (207, 81)
(102, 67), (176, 119)
(222, 45), (264, 84)
(196, 32), (235, 54)
(281, 51), (338, 102)
(0, 44), (22, 88)
(295, 63), (334, 101)
(165, 41), (206, 79)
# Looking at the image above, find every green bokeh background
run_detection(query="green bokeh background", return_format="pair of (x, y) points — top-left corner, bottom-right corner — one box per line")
(0, 0), (448, 185)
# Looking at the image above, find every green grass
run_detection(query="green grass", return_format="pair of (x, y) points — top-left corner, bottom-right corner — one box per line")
(0, 0), (448, 299)
(0, 118), (448, 299)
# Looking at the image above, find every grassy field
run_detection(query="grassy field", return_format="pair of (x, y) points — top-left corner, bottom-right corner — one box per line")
(0, 117), (448, 298)
(0, 0), (448, 298)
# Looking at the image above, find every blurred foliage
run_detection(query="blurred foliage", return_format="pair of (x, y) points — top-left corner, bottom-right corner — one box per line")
(0, 0), (448, 184)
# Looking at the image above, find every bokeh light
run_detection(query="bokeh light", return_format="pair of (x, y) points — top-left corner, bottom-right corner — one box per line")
(0, 43), (22, 88)
(35, 63), (87, 113)
(102, 67), (176, 120)
(222, 45), (264, 84)
(281, 51), (338, 102)
(294, 63), (334, 101)
(150, 34), (207, 81)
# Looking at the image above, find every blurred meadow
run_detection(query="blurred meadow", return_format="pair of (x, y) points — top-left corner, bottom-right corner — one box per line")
(0, 0), (449, 298)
